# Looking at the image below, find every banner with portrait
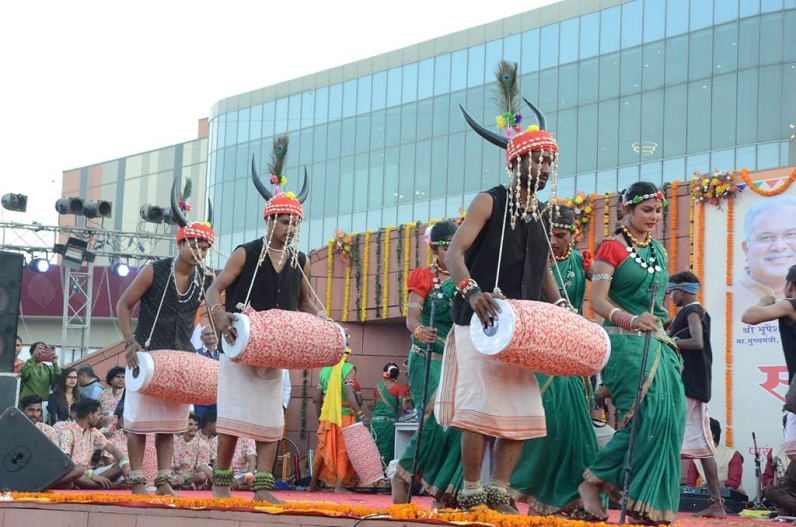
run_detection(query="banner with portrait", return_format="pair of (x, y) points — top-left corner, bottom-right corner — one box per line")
(700, 166), (796, 494)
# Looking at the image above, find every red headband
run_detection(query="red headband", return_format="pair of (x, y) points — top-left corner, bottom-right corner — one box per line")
(176, 222), (215, 246)
(263, 194), (304, 219)
(506, 127), (559, 163)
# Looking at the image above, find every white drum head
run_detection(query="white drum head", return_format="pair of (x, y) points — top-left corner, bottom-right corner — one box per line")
(221, 312), (251, 359)
(469, 297), (515, 356)
(126, 351), (155, 393)
(597, 327), (612, 370)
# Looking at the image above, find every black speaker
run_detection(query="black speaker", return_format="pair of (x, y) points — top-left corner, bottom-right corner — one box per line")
(0, 407), (75, 491)
(0, 252), (23, 372)
(0, 374), (19, 412)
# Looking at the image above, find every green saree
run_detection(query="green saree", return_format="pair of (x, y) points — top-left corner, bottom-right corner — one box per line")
(509, 249), (601, 513)
(371, 379), (403, 465)
(583, 239), (685, 524)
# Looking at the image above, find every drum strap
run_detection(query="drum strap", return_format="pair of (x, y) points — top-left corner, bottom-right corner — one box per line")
(539, 376), (555, 396)
(493, 186), (510, 296)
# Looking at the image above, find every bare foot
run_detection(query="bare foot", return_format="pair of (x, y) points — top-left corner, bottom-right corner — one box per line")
(334, 484), (353, 494)
(490, 502), (519, 514)
(694, 500), (727, 519)
(213, 485), (232, 498)
(526, 505), (541, 516)
(131, 484), (149, 496)
(156, 483), (179, 496)
(391, 475), (409, 504)
(253, 489), (282, 503)
(577, 481), (608, 520)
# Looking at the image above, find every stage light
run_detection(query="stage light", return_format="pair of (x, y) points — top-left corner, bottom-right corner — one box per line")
(140, 204), (164, 223)
(162, 208), (177, 225)
(111, 261), (130, 278)
(55, 197), (84, 215)
(53, 237), (95, 270)
(2, 193), (28, 212)
(29, 258), (50, 273)
(83, 200), (112, 219)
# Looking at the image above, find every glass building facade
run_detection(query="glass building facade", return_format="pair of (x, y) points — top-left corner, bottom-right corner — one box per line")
(208, 0), (796, 259)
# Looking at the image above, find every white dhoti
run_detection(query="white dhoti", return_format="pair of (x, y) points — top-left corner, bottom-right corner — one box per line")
(784, 411), (796, 456)
(216, 354), (284, 442)
(681, 397), (716, 459)
(123, 389), (189, 435)
(435, 324), (546, 440)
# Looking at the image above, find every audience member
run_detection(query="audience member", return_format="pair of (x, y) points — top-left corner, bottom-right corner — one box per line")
(98, 366), (126, 418)
(47, 367), (81, 425)
(686, 419), (746, 496)
(13, 336), (24, 374)
(19, 394), (60, 445)
(78, 365), (104, 400)
(230, 436), (257, 491)
(172, 412), (212, 489)
(198, 410), (218, 467)
(194, 326), (219, 418)
(19, 342), (60, 400)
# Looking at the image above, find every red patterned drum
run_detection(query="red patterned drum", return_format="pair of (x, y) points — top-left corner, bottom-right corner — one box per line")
(342, 422), (384, 486)
(469, 298), (610, 377)
(126, 350), (218, 404)
(222, 306), (346, 369)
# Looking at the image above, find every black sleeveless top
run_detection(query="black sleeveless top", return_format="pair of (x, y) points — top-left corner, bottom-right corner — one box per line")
(225, 238), (307, 313)
(134, 258), (212, 352)
(452, 185), (551, 325)
(780, 299), (796, 382)
(669, 302), (712, 402)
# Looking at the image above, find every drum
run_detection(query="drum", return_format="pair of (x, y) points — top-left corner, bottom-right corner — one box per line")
(222, 306), (346, 369)
(126, 350), (218, 404)
(342, 422), (384, 486)
(469, 298), (610, 377)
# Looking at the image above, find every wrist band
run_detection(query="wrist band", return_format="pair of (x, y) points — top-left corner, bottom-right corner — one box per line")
(124, 339), (136, 347)
(608, 307), (622, 323)
(210, 303), (226, 315)
(553, 298), (568, 307)
(457, 278), (480, 298)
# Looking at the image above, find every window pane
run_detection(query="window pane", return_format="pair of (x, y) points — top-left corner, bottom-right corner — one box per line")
(621, 0), (642, 48)
(287, 94), (301, 132)
(599, 53), (620, 100)
(324, 159), (339, 215)
(340, 118), (355, 157)
(355, 115), (370, 153)
(736, 146), (755, 169)
(710, 148), (735, 171)
(372, 71), (387, 111)
(520, 72), (540, 109)
(434, 54), (451, 96)
(432, 94), (450, 138)
(758, 65), (782, 141)
(620, 47), (642, 95)
(665, 35), (688, 85)
(687, 81), (712, 153)
(666, 0), (689, 37)
(313, 124), (327, 161)
(415, 140), (431, 201)
(387, 67), (402, 107)
(249, 104), (263, 141)
(618, 166), (640, 190)
(641, 89), (663, 161)
(328, 84), (342, 121)
(485, 40), (503, 82)
(383, 147), (399, 206)
(580, 12), (599, 59)
(418, 58), (434, 100)
(521, 29), (540, 73)
(642, 42), (665, 90)
(783, 62), (796, 131)
(417, 99), (433, 141)
(503, 34), (521, 64)
(761, 0), (783, 13)
(399, 143), (415, 203)
(237, 107), (250, 143)
(385, 107), (401, 147)
(662, 157), (685, 183)
(467, 44), (485, 88)
(539, 68), (558, 113)
(579, 58), (599, 104)
(540, 24), (559, 69)
(464, 131), (483, 193)
(711, 73), (737, 149)
(714, 22), (738, 74)
(370, 111), (385, 150)
(715, 0), (739, 24)
(663, 84), (687, 157)
(757, 143), (779, 169)
(690, 0), (713, 31)
(368, 151), (383, 209)
(596, 169), (617, 193)
(352, 154), (368, 214)
(577, 104), (598, 173)
(619, 95), (642, 166)
(785, 11), (796, 62)
(600, 7), (620, 53)
(643, 0), (665, 42)
(557, 109), (577, 177)
(451, 50), (467, 91)
(403, 63), (418, 103)
(598, 99), (619, 169)
(639, 161), (662, 185)
(760, 13), (783, 65)
(559, 64), (578, 109)
(342, 79), (357, 118)
(560, 18), (579, 64)
(400, 103), (417, 144)
(430, 136), (448, 198)
(577, 173), (596, 195)
(447, 134), (465, 196)
(339, 157), (354, 214)
(689, 29), (713, 81)
(327, 120), (341, 159)
(357, 76), (372, 114)
(740, 0), (760, 17)
(737, 69), (758, 144)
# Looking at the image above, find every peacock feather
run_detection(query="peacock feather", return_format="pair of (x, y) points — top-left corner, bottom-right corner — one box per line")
(181, 177), (192, 201)
(268, 135), (289, 178)
(491, 60), (519, 117)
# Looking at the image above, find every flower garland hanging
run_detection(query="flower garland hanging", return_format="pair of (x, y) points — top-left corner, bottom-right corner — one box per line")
(402, 223), (413, 316)
(332, 229), (355, 264)
(696, 203), (705, 305)
(668, 181), (679, 318)
(660, 182), (671, 242)
(300, 368), (308, 439)
(374, 230), (382, 319)
(382, 226), (393, 319)
(689, 195), (695, 271)
(452, 206), (467, 226)
(341, 263), (352, 322)
(562, 191), (593, 232)
(396, 224), (404, 316)
(325, 240), (334, 315)
(603, 192), (612, 237)
(352, 234), (362, 318)
(586, 203), (596, 320)
(425, 220), (438, 267)
(414, 222), (420, 269)
(726, 291), (733, 448)
(690, 169), (738, 209)
(740, 167), (796, 196)
(726, 198), (734, 286)
(360, 231), (371, 322)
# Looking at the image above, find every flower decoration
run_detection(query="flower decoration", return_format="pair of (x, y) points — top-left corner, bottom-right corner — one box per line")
(561, 191), (593, 232)
(333, 229), (354, 264)
(690, 169), (737, 209)
(179, 177), (192, 212)
(496, 111), (523, 137)
(451, 207), (467, 226)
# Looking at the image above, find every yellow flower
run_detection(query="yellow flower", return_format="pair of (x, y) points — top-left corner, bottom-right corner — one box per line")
(496, 115), (507, 129)
(584, 206), (593, 214)
(711, 177), (720, 186)
(574, 195), (584, 205)
(702, 178), (710, 186)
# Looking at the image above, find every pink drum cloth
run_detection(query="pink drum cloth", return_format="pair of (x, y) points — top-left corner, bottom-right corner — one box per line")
(225, 307), (345, 369)
(128, 350), (218, 405)
(469, 299), (610, 377)
(342, 422), (384, 486)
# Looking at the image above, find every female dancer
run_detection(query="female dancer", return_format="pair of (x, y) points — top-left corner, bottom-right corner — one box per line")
(392, 220), (463, 507)
(577, 181), (685, 525)
(370, 362), (410, 466)
(509, 206), (600, 515)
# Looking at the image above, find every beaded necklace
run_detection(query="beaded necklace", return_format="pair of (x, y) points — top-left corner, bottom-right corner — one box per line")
(172, 259), (201, 304)
(554, 244), (572, 262)
(619, 229), (661, 274)
(621, 225), (652, 247)
(430, 257), (450, 300)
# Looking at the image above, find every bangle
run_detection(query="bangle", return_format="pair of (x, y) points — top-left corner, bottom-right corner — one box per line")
(457, 278), (480, 297)
(608, 307), (622, 323)
(84, 469), (94, 479)
(120, 457), (130, 466)
(123, 339), (136, 347)
(553, 298), (568, 307)
(413, 325), (426, 340)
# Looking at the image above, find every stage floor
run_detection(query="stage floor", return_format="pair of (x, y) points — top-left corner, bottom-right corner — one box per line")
(0, 489), (778, 527)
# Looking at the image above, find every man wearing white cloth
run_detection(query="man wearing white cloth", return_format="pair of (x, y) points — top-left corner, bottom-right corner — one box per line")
(207, 143), (317, 503)
(117, 220), (215, 495)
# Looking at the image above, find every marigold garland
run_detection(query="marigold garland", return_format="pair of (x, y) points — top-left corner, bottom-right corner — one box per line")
(352, 234), (362, 318)
(690, 169), (738, 209)
(425, 220), (438, 267)
(300, 368), (308, 439)
(726, 198), (734, 287)
(586, 201), (596, 320)
(740, 167), (796, 196)
(382, 226), (393, 319)
(403, 223), (413, 316)
(603, 192), (611, 237)
(360, 231), (371, 322)
(414, 222), (421, 269)
(342, 263), (352, 322)
(726, 291), (733, 448)
(561, 191), (593, 230)
(374, 230), (382, 319)
(668, 181), (679, 318)
(325, 240), (334, 315)
(696, 203), (705, 305)
(688, 195), (695, 270)
(332, 229), (355, 264)
(396, 224), (404, 316)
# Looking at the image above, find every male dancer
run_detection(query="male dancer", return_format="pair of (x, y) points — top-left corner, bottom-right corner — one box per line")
(668, 271), (726, 518)
(440, 79), (569, 511)
(207, 137), (316, 503)
(118, 180), (215, 495)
